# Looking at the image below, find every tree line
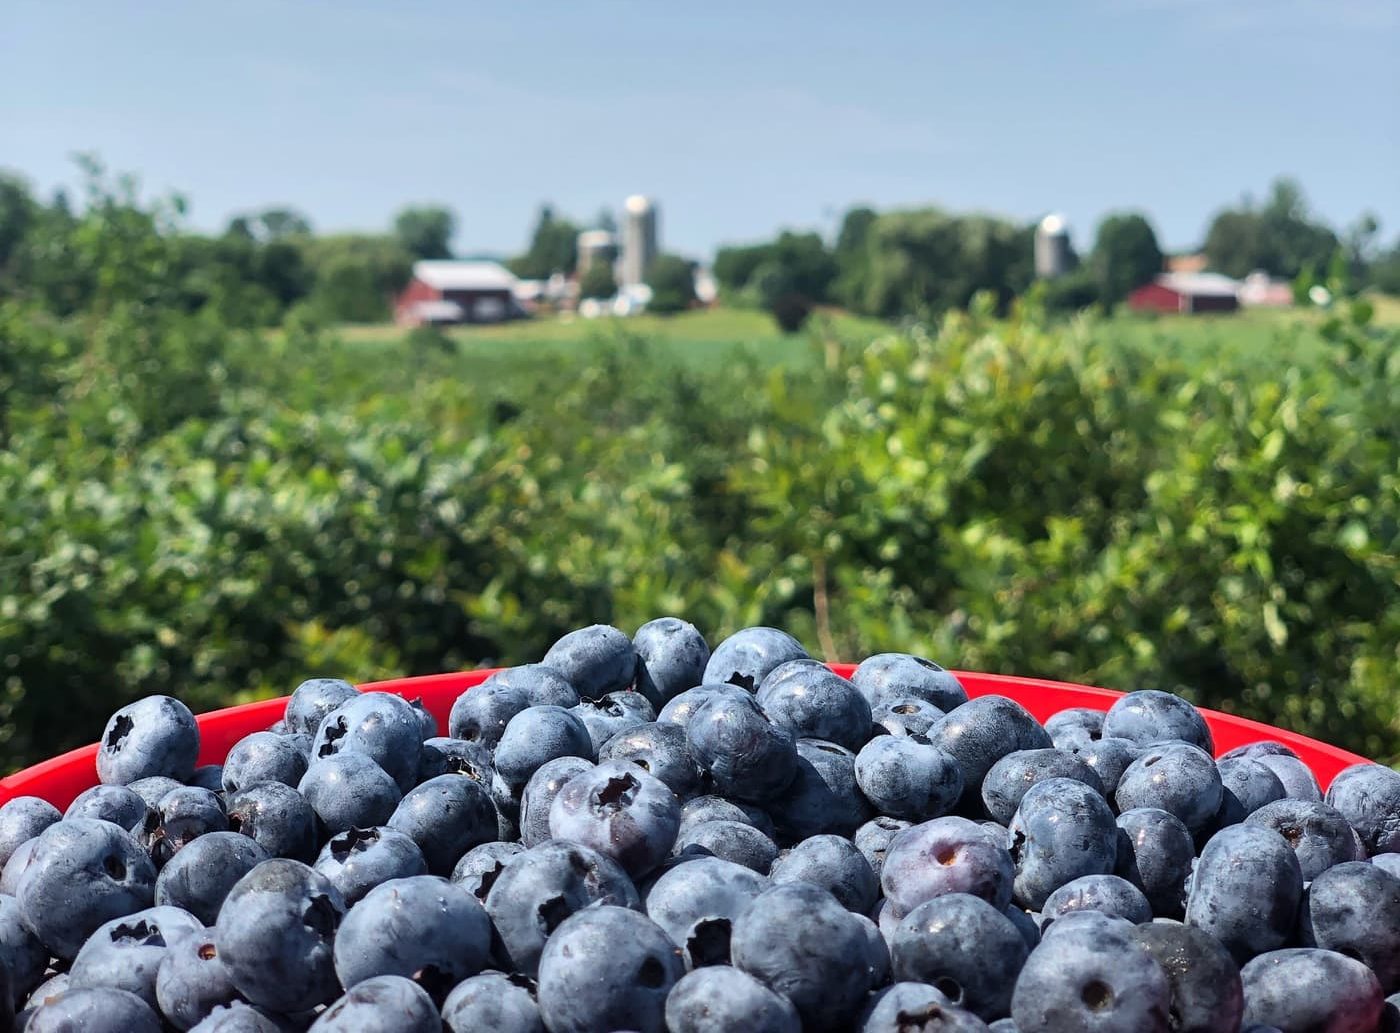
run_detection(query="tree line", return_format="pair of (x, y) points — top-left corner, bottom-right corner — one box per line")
(2, 160), (1397, 331)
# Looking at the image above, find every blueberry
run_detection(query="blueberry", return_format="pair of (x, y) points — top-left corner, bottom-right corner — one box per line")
(756, 666), (873, 753)
(186, 1001), (291, 1031)
(731, 882), (878, 1031)
(17, 818), (157, 959)
(417, 736), (494, 784)
(479, 664), (580, 708)
(677, 795), (776, 841)
(853, 816), (912, 878)
(1244, 799), (1361, 881)
(687, 689), (798, 803)
(1008, 778), (1118, 911)
(703, 627), (810, 692)
(220, 732), (309, 796)
(406, 697), (438, 740)
(1215, 757), (1287, 826)
(851, 653), (969, 712)
(214, 859), (345, 1012)
(770, 834), (878, 913)
(542, 624), (638, 701)
(69, 906), (202, 1007)
(484, 839), (640, 977)
(1114, 743), (1223, 835)
(871, 697), (946, 737)
(1041, 875), (1151, 928)
(189, 766), (225, 792)
(142, 787), (228, 867)
(1101, 690), (1213, 753)
(929, 696), (1053, 805)
(633, 617), (711, 707)
(1220, 741), (1298, 762)
(860, 982), (990, 1032)
(441, 971), (544, 1033)
(644, 855), (767, 967)
(0, 837), (39, 896)
(1003, 904), (1041, 951)
(311, 693), (423, 793)
(156, 931), (240, 1031)
(127, 775), (186, 810)
(0, 892), (48, 1006)
(1185, 825), (1302, 964)
(981, 749), (1104, 827)
(536, 905), (681, 1033)
(1069, 737), (1141, 796)
(548, 759), (681, 878)
(97, 695), (201, 786)
(493, 705), (594, 793)
(62, 785), (145, 830)
(1255, 754), (1321, 803)
(1326, 763), (1400, 856)
(24, 987), (162, 1033)
(664, 966), (800, 1033)
(1375, 854), (1400, 880)
(656, 686), (723, 729)
(449, 680), (530, 750)
(298, 753), (401, 836)
(598, 721), (702, 799)
(224, 782), (318, 861)
(1298, 861), (1400, 993)
(334, 875), (491, 998)
(21, 971), (68, 1013)
(1010, 921), (1170, 1032)
(759, 657), (831, 692)
(672, 819), (779, 873)
(571, 691), (655, 754)
(388, 773), (497, 875)
(309, 825), (424, 905)
(1044, 708), (1105, 751)
(308, 974), (440, 1032)
(155, 830), (269, 925)
(519, 757), (595, 848)
(450, 841), (524, 903)
(1114, 808), (1194, 919)
(767, 738), (872, 842)
(853, 735), (961, 822)
(285, 679), (359, 737)
(0, 798), (60, 868)
(854, 909), (893, 985)
(1240, 949), (1382, 1032)
(1128, 922), (1244, 1033)
(882, 816), (1014, 919)
(891, 892), (1028, 1020)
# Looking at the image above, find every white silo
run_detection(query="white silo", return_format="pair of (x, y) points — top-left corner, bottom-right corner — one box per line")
(1034, 214), (1072, 280)
(621, 195), (659, 287)
(576, 229), (619, 274)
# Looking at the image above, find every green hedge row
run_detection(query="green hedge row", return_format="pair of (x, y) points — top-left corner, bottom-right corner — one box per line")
(2, 298), (1397, 770)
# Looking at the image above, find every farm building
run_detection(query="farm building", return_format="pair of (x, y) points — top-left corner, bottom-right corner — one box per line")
(1127, 272), (1241, 314)
(395, 261), (523, 326)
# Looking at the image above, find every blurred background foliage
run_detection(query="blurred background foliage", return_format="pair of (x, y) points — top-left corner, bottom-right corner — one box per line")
(0, 166), (1397, 769)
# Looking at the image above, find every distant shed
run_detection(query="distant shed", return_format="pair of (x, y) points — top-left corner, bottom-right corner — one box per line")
(1128, 272), (1241, 314)
(396, 261), (522, 326)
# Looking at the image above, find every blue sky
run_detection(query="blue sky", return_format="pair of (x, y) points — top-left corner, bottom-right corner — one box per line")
(3, 0), (1397, 259)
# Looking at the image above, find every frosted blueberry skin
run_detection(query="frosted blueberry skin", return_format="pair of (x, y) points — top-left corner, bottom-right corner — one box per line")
(1008, 778), (1118, 912)
(1297, 861), (1400, 994)
(97, 696), (200, 786)
(1129, 921), (1245, 1033)
(703, 627), (810, 693)
(308, 974), (440, 1033)
(890, 892), (1029, 1020)
(1240, 948), (1383, 1033)
(633, 617), (711, 707)
(542, 625), (638, 701)
(1184, 824), (1303, 965)
(441, 971), (545, 1033)
(1011, 921), (1171, 1032)
(851, 653), (969, 713)
(882, 816), (1015, 919)
(665, 966), (800, 1033)
(0, 798), (61, 868)
(1114, 807), (1195, 919)
(1326, 762), (1400, 855)
(644, 855), (766, 968)
(686, 688), (798, 804)
(310, 693), (422, 794)
(980, 748), (1104, 827)
(1102, 689), (1214, 754)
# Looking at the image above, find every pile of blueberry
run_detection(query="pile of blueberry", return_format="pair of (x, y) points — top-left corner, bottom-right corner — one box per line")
(2, 622), (1400, 1031)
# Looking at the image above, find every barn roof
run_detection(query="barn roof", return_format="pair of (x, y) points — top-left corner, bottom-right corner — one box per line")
(413, 260), (518, 291)
(1155, 271), (1241, 298)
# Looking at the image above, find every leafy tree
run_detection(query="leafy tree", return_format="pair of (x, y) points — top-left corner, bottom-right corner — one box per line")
(0, 172), (37, 279)
(303, 234), (413, 322)
(646, 254), (697, 314)
(578, 260), (617, 300)
(509, 205), (579, 279)
(768, 291), (813, 333)
(833, 205), (877, 308)
(394, 205), (456, 260)
(1204, 178), (1338, 279)
(1089, 212), (1163, 307)
(714, 243), (772, 295)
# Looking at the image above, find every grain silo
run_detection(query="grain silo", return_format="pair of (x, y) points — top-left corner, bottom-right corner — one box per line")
(1034, 214), (1072, 279)
(576, 229), (619, 274)
(621, 195), (658, 287)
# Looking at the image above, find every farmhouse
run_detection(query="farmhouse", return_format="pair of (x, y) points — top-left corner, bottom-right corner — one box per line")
(1127, 271), (1241, 314)
(395, 261), (522, 326)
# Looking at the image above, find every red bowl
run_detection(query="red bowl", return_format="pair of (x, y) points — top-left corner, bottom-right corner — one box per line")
(0, 668), (1371, 812)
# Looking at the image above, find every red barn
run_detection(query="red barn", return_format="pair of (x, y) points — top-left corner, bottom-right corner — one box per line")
(395, 261), (522, 326)
(1128, 272), (1241, 314)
